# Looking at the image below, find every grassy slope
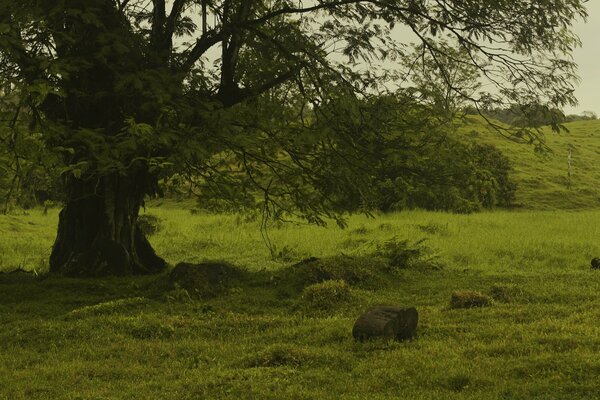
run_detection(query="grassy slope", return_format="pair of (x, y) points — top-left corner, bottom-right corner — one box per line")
(3, 208), (600, 399)
(458, 118), (600, 210)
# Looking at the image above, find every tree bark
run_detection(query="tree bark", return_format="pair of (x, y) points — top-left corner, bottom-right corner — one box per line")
(42, 1), (169, 276)
(49, 174), (166, 276)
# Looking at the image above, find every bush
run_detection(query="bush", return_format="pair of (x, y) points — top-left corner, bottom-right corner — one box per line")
(373, 135), (516, 213)
(296, 280), (353, 311)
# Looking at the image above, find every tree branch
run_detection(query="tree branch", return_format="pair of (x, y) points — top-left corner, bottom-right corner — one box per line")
(150, 0), (166, 48)
(220, 2), (254, 96)
(216, 66), (301, 108)
(118, 0), (131, 12)
(165, 0), (187, 40)
(180, 28), (223, 73)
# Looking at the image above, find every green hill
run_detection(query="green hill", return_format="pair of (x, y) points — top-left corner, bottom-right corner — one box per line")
(458, 117), (600, 210)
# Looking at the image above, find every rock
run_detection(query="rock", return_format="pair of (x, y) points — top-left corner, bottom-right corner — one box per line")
(352, 305), (418, 341)
(591, 258), (600, 270)
(450, 290), (490, 309)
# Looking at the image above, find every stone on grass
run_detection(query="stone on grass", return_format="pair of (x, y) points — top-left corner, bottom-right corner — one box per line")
(352, 305), (418, 341)
(450, 290), (491, 309)
(591, 258), (600, 270)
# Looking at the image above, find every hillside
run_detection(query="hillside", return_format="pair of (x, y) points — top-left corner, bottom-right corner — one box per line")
(458, 117), (600, 210)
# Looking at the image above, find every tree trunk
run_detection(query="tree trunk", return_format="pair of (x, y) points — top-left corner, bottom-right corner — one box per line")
(49, 174), (166, 276)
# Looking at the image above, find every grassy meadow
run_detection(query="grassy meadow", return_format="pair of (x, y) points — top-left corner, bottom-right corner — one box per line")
(3, 205), (600, 399)
(3, 120), (600, 399)
(460, 118), (600, 210)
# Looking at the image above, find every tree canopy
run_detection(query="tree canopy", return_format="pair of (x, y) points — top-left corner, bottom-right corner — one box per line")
(0, 0), (588, 275)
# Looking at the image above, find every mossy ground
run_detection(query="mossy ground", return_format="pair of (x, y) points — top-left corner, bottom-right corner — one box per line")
(3, 204), (600, 399)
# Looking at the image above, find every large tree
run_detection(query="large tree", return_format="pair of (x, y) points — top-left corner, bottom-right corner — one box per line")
(0, 0), (587, 275)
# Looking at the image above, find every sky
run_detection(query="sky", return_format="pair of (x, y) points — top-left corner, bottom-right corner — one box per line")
(566, 2), (600, 115)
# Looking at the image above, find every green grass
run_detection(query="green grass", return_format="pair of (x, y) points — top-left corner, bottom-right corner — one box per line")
(459, 117), (600, 210)
(3, 207), (600, 399)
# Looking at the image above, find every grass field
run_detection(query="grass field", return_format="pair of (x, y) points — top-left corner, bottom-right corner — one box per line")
(3, 205), (600, 399)
(459, 118), (600, 210)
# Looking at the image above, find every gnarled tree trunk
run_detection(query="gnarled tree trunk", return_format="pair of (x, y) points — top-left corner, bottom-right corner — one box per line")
(49, 174), (166, 276)
(42, 1), (170, 276)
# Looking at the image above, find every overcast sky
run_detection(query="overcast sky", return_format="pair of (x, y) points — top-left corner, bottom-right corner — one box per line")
(566, 2), (600, 115)
(184, 2), (597, 114)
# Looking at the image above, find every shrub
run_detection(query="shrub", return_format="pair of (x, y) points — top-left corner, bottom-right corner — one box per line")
(373, 135), (516, 213)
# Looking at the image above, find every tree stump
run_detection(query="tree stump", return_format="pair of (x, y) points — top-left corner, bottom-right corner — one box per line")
(352, 306), (418, 341)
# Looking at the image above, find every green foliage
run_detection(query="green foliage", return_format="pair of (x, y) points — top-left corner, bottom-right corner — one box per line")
(457, 118), (600, 210)
(0, 0), (587, 230)
(478, 104), (567, 130)
(374, 130), (517, 213)
(402, 40), (482, 117)
(0, 100), (62, 211)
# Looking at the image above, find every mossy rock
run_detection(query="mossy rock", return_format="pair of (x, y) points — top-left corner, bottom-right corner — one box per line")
(169, 261), (243, 298)
(296, 279), (353, 312)
(352, 305), (418, 341)
(450, 290), (491, 309)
